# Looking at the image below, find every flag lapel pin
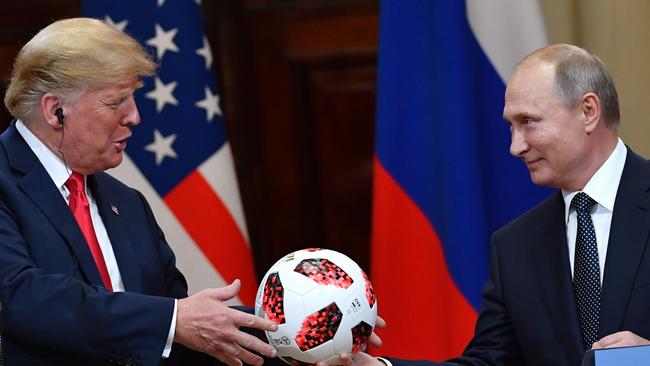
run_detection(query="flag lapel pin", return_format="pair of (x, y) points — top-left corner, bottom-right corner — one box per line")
(111, 204), (119, 216)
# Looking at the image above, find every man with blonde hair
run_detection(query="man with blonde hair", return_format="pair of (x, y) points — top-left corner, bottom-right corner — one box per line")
(0, 18), (278, 365)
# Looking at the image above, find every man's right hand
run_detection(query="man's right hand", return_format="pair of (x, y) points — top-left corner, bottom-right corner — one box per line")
(175, 279), (278, 366)
(316, 316), (387, 366)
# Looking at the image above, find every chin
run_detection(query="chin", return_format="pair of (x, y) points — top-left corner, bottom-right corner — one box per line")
(109, 158), (123, 170)
(103, 154), (124, 171)
(530, 173), (562, 189)
(529, 172), (552, 188)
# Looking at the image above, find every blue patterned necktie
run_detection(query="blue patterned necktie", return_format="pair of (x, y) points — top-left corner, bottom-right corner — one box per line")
(572, 192), (601, 349)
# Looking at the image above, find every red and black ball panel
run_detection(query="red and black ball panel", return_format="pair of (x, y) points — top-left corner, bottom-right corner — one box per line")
(351, 321), (373, 353)
(262, 272), (286, 324)
(294, 259), (354, 289)
(361, 270), (376, 307)
(295, 302), (343, 351)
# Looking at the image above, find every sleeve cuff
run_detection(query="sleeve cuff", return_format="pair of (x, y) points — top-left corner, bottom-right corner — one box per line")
(162, 299), (177, 358)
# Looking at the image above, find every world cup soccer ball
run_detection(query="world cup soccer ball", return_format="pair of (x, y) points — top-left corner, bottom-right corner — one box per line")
(255, 248), (378, 365)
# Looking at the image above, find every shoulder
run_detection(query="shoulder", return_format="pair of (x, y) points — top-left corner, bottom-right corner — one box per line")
(92, 171), (139, 196)
(494, 191), (563, 241)
(623, 147), (650, 177)
(93, 170), (131, 188)
(90, 171), (150, 212)
(0, 122), (22, 171)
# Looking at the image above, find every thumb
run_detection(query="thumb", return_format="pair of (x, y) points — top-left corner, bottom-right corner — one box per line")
(376, 316), (387, 329)
(213, 279), (241, 301)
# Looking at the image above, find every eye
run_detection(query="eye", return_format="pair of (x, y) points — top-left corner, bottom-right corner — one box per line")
(523, 117), (538, 126)
(106, 96), (129, 109)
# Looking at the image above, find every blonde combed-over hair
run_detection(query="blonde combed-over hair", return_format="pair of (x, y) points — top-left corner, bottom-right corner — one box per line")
(4, 17), (156, 122)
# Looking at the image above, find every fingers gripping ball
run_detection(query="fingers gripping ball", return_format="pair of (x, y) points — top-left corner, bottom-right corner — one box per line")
(255, 249), (378, 365)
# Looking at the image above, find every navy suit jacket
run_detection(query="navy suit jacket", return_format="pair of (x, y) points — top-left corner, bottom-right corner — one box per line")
(391, 148), (650, 366)
(0, 123), (214, 365)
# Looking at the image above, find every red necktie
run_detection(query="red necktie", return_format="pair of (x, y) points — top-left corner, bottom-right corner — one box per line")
(65, 172), (113, 291)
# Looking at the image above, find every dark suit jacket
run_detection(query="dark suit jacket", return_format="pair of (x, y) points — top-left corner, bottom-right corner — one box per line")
(391, 148), (650, 366)
(0, 123), (214, 365)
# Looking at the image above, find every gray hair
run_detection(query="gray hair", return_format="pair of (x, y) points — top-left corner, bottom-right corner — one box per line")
(521, 44), (620, 128)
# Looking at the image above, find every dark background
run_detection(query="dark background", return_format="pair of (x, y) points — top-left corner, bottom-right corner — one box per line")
(0, 0), (380, 278)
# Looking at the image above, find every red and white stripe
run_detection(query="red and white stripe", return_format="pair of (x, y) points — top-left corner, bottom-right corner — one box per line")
(108, 142), (256, 305)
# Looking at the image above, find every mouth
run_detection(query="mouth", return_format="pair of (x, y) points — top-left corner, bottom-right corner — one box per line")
(524, 157), (543, 169)
(114, 135), (131, 152)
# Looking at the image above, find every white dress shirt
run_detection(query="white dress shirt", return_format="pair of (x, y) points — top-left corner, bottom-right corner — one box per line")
(16, 120), (176, 358)
(562, 138), (627, 284)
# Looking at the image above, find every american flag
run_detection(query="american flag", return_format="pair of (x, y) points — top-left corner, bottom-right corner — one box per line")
(82, 0), (256, 305)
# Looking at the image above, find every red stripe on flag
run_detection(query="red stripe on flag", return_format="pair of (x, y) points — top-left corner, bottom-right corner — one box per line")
(370, 158), (477, 360)
(164, 170), (256, 305)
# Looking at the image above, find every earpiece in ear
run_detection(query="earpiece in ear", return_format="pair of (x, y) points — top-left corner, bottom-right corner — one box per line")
(55, 108), (65, 125)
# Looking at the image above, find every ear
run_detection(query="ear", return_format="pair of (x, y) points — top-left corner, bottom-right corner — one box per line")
(40, 93), (64, 130)
(579, 92), (602, 134)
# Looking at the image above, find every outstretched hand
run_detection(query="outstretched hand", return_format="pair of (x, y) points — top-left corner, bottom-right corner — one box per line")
(175, 279), (278, 366)
(316, 316), (387, 366)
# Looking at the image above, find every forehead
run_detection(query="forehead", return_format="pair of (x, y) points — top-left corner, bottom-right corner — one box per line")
(81, 78), (141, 100)
(503, 62), (557, 119)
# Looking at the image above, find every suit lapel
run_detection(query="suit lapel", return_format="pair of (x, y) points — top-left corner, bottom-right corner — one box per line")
(1, 124), (105, 288)
(88, 174), (142, 292)
(529, 192), (584, 358)
(599, 149), (650, 336)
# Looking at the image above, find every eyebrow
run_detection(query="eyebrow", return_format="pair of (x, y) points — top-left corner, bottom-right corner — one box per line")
(504, 111), (540, 123)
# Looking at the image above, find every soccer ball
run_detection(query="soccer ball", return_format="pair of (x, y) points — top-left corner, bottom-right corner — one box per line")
(255, 248), (378, 365)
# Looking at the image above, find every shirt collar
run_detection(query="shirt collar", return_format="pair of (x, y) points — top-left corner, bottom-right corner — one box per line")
(562, 138), (627, 222)
(15, 119), (73, 190)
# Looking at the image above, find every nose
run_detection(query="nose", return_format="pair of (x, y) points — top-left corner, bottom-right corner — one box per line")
(122, 96), (141, 126)
(509, 126), (529, 157)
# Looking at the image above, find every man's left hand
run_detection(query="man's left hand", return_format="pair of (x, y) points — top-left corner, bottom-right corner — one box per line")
(592, 331), (650, 349)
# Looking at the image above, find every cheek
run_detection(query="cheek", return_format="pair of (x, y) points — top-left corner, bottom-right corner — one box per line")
(77, 131), (111, 157)
(551, 132), (577, 155)
(95, 122), (119, 145)
(529, 124), (566, 151)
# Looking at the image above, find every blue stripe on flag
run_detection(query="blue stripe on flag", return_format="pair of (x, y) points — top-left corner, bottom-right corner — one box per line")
(83, 1), (226, 197)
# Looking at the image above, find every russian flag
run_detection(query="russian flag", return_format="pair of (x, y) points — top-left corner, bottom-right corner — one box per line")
(371, 0), (550, 359)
